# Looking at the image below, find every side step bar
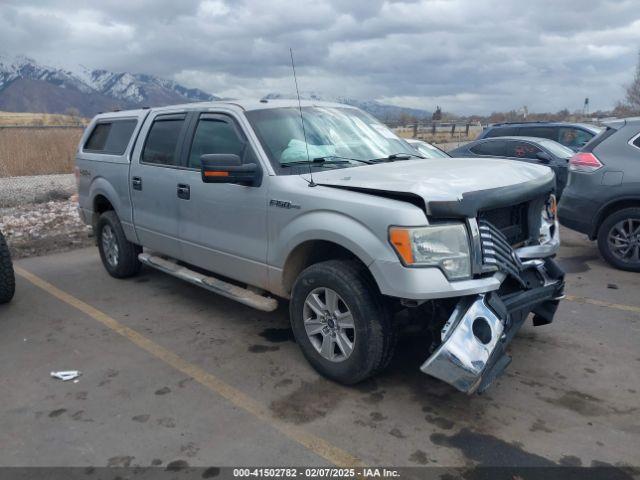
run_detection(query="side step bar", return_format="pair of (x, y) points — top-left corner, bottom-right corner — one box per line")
(138, 253), (278, 312)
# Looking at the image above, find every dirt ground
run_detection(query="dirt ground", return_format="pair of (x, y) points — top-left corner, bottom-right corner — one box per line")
(0, 198), (92, 258)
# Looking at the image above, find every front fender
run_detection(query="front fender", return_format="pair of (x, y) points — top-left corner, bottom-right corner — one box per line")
(269, 210), (399, 297)
(273, 210), (396, 268)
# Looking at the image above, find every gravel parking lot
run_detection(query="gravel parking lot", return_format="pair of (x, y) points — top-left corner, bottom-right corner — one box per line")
(0, 228), (638, 475)
(0, 174), (76, 208)
(0, 174), (92, 258)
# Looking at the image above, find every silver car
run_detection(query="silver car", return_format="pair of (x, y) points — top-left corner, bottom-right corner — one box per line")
(76, 99), (565, 394)
(406, 139), (450, 159)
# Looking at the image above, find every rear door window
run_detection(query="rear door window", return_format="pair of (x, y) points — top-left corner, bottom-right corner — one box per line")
(518, 126), (558, 141)
(187, 116), (247, 169)
(470, 140), (507, 156)
(84, 119), (137, 155)
(484, 127), (518, 137)
(558, 127), (594, 149)
(504, 140), (542, 159)
(141, 115), (186, 166)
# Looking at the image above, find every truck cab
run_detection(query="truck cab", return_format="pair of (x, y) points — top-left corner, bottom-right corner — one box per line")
(76, 100), (564, 394)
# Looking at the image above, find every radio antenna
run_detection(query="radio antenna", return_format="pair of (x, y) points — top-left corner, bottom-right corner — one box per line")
(290, 48), (315, 187)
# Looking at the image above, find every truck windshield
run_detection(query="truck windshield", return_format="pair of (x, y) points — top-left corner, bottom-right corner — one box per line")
(245, 106), (416, 174)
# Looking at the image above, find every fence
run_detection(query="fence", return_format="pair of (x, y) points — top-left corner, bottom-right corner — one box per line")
(394, 122), (483, 145)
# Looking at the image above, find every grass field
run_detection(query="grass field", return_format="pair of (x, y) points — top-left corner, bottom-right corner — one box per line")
(0, 111), (87, 127)
(0, 127), (84, 177)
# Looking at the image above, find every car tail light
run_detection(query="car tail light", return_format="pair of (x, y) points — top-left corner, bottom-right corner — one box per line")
(569, 152), (603, 172)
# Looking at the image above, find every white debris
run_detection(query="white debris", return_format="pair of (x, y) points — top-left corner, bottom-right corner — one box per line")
(51, 370), (81, 381)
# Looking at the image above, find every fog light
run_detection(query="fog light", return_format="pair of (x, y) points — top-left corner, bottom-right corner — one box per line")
(472, 317), (492, 345)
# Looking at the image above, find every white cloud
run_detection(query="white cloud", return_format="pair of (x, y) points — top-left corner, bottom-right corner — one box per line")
(1, 0), (639, 114)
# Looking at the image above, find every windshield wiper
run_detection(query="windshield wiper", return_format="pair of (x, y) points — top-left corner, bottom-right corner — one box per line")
(281, 156), (373, 167)
(371, 152), (425, 162)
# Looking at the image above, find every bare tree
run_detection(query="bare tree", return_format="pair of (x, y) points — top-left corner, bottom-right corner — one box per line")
(625, 50), (640, 112)
(431, 106), (442, 121)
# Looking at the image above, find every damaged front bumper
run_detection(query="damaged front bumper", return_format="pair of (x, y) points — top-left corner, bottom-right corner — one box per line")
(420, 257), (565, 394)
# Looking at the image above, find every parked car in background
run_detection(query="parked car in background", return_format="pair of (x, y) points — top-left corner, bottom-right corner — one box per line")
(478, 122), (603, 151)
(449, 136), (573, 198)
(0, 230), (15, 304)
(558, 117), (640, 272)
(406, 139), (450, 159)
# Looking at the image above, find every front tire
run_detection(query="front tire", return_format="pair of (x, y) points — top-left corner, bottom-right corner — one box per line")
(97, 211), (142, 278)
(597, 208), (640, 272)
(0, 231), (15, 304)
(289, 260), (396, 384)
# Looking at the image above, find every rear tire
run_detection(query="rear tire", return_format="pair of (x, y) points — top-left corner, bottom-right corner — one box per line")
(0, 231), (15, 304)
(597, 208), (640, 272)
(97, 211), (142, 278)
(289, 260), (396, 384)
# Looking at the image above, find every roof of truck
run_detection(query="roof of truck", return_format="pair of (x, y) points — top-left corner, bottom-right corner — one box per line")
(95, 99), (357, 118)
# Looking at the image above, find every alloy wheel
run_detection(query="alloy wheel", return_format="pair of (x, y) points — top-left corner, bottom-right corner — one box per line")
(303, 287), (356, 362)
(607, 218), (640, 264)
(101, 224), (119, 268)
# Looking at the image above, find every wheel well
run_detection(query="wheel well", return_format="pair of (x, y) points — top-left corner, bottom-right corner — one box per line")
(594, 199), (640, 237)
(94, 194), (114, 215)
(282, 240), (374, 295)
(92, 195), (114, 227)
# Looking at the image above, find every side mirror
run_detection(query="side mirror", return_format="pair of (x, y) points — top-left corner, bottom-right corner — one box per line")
(536, 151), (552, 163)
(200, 154), (260, 186)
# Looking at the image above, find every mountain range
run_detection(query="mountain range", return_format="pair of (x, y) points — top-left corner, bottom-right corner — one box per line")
(262, 93), (431, 123)
(0, 54), (219, 117)
(0, 54), (430, 121)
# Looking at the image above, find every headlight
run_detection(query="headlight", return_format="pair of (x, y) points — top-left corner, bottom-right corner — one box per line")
(389, 224), (471, 280)
(543, 194), (557, 223)
(539, 194), (557, 244)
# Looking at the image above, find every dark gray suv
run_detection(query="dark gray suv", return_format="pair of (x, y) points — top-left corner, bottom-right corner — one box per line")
(479, 122), (603, 152)
(558, 118), (640, 271)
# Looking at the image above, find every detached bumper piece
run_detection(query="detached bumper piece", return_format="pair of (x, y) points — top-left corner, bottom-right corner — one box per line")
(421, 257), (564, 394)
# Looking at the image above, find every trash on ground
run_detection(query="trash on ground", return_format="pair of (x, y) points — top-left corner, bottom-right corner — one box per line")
(50, 370), (81, 381)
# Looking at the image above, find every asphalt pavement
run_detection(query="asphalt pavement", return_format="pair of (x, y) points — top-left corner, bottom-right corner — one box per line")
(0, 228), (638, 471)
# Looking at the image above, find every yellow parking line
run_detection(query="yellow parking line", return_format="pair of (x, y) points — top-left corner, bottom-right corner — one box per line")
(14, 266), (362, 468)
(565, 294), (640, 315)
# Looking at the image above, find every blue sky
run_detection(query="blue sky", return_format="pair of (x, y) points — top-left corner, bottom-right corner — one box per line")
(1, 0), (639, 114)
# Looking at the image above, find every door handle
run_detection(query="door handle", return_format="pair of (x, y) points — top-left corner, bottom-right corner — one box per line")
(177, 183), (190, 200)
(132, 176), (142, 190)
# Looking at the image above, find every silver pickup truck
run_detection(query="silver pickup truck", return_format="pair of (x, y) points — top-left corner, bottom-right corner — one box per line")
(76, 99), (564, 394)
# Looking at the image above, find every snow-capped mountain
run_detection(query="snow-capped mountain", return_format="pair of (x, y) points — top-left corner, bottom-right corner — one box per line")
(0, 54), (430, 121)
(0, 54), (93, 94)
(262, 92), (431, 123)
(0, 54), (218, 116)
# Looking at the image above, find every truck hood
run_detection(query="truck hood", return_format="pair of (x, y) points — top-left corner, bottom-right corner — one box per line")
(312, 158), (555, 217)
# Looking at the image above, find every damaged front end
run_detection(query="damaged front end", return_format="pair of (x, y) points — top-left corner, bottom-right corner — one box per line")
(421, 256), (565, 394)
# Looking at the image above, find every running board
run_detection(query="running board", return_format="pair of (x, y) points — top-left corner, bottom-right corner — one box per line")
(138, 253), (278, 312)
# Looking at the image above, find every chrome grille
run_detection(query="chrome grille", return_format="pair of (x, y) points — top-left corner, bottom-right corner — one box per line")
(479, 219), (525, 284)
